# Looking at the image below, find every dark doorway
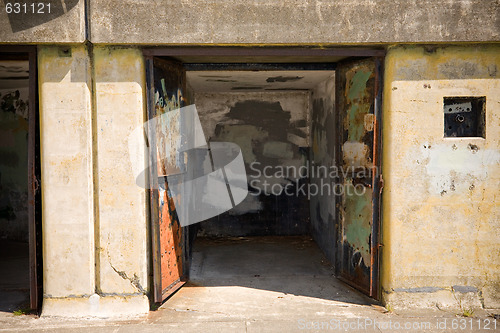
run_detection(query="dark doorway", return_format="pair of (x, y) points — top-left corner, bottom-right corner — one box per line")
(0, 48), (41, 313)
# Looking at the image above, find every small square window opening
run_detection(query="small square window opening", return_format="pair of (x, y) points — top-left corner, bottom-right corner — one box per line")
(444, 96), (485, 138)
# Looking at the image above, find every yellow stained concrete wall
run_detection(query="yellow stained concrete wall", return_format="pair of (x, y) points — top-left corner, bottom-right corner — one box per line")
(39, 45), (149, 317)
(382, 45), (500, 310)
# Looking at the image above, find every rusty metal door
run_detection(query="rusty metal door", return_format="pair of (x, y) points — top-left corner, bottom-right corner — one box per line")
(146, 57), (189, 303)
(336, 57), (383, 299)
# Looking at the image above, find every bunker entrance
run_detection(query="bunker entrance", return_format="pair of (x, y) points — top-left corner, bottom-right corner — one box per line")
(144, 49), (383, 303)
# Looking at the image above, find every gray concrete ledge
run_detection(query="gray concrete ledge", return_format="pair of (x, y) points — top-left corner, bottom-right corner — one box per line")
(41, 294), (149, 319)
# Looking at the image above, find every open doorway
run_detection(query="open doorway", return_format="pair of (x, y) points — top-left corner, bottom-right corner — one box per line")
(0, 49), (41, 314)
(144, 48), (383, 305)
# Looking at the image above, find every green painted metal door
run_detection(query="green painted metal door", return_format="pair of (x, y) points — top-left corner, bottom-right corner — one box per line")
(336, 57), (382, 298)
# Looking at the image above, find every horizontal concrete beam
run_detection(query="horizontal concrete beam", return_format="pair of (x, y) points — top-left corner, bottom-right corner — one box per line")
(89, 0), (500, 45)
(1, 0), (498, 44)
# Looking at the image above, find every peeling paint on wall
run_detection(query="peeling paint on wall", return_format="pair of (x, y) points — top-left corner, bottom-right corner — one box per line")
(309, 74), (337, 265)
(419, 143), (500, 195)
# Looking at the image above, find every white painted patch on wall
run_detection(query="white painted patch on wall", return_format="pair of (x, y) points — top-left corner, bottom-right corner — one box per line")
(422, 143), (500, 195)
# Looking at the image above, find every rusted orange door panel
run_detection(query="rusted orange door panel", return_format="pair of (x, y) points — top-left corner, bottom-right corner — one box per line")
(146, 58), (188, 302)
(336, 58), (383, 299)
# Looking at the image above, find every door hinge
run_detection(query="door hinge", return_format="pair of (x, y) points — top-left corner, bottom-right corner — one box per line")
(379, 174), (384, 195)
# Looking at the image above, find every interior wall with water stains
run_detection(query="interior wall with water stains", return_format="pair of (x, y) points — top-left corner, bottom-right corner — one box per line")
(194, 92), (311, 236)
(309, 74), (337, 265)
(382, 45), (500, 310)
(0, 60), (29, 242)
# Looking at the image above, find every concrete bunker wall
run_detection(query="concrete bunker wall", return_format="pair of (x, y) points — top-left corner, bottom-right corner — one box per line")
(34, 43), (500, 317)
(382, 45), (500, 310)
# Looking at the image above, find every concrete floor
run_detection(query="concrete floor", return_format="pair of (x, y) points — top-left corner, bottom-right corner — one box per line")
(150, 236), (383, 329)
(0, 240), (30, 313)
(0, 236), (498, 332)
(170, 236), (375, 307)
(147, 236), (498, 331)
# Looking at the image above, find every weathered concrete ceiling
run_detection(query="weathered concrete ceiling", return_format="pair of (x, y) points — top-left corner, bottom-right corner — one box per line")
(187, 70), (335, 92)
(0, 0), (85, 43)
(0, 0), (499, 44)
(172, 55), (347, 64)
(88, 0), (500, 44)
(0, 60), (29, 89)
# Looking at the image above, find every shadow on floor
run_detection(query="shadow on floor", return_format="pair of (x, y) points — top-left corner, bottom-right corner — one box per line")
(0, 240), (30, 313)
(188, 236), (375, 306)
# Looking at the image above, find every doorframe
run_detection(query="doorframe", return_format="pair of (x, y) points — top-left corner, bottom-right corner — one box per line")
(141, 46), (386, 301)
(371, 57), (384, 300)
(144, 55), (161, 303)
(142, 47), (385, 58)
(0, 45), (42, 310)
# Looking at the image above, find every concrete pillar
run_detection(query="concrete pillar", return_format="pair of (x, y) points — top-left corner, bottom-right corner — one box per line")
(39, 45), (96, 313)
(38, 45), (149, 317)
(93, 46), (149, 311)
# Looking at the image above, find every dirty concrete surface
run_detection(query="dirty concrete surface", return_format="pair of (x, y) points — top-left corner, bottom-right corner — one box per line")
(1, 236), (498, 332)
(2, 1), (500, 44)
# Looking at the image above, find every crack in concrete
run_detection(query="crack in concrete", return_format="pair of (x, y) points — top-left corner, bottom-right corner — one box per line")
(108, 260), (146, 295)
(105, 239), (146, 294)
